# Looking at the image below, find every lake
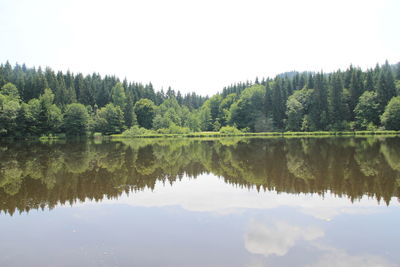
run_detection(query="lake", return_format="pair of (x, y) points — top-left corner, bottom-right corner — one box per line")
(0, 137), (399, 267)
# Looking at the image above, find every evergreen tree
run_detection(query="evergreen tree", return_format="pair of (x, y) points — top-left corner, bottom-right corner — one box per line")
(76, 74), (94, 106)
(37, 88), (62, 135)
(364, 69), (374, 91)
(309, 72), (328, 130)
(376, 61), (396, 111)
(271, 78), (285, 129)
(328, 72), (345, 128)
(124, 93), (137, 128)
(349, 68), (364, 119)
(396, 62), (400, 80)
(0, 60), (398, 136)
(111, 82), (127, 109)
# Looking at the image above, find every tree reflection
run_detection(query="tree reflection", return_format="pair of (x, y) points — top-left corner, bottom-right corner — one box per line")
(1, 137), (400, 215)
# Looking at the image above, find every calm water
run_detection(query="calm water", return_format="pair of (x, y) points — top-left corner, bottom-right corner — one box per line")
(0, 137), (400, 267)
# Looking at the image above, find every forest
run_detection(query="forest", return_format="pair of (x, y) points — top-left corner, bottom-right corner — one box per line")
(0, 61), (400, 138)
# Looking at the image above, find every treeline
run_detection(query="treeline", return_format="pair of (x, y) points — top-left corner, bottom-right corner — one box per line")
(0, 61), (400, 137)
(0, 62), (207, 137)
(1, 138), (399, 215)
(215, 61), (400, 132)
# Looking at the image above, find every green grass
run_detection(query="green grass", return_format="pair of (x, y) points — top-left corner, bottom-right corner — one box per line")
(9, 130), (398, 141)
(111, 130), (400, 139)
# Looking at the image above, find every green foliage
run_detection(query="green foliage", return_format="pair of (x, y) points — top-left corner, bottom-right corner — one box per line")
(271, 79), (286, 129)
(134, 98), (156, 129)
(218, 93), (237, 126)
(354, 91), (380, 129)
(285, 88), (313, 131)
(1, 82), (20, 99)
(63, 103), (89, 136)
(301, 115), (311, 131)
(37, 89), (63, 135)
(376, 61), (396, 110)
(309, 72), (329, 129)
(219, 126), (242, 134)
(95, 103), (125, 134)
(395, 80), (400, 96)
(122, 125), (156, 137)
(157, 123), (190, 134)
(0, 61), (399, 138)
(153, 97), (184, 129)
(286, 97), (303, 131)
(199, 105), (212, 131)
(111, 82), (127, 108)
(0, 94), (20, 136)
(20, 99), (41, 135)
(396, 62), (400, 80)
(206, 95), (223, 126)
(185, 112), (201, 132)
(328, 72), (346, 127)
(124, 94), (137, 128)
(229, 84), (267, 131)
(381, 96), (400, 130)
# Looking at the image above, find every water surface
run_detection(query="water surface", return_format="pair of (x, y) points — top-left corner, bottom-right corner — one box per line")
(1, 137), (399, 266)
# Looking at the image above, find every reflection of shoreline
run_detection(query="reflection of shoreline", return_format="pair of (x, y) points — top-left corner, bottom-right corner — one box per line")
(99, 174), (397, 221)
(1, 138), (400, 214)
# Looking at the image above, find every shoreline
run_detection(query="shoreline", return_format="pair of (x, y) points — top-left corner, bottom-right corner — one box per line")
(110, 130), (400, 139)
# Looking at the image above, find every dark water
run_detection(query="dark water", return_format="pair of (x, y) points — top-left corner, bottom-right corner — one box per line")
(0, 137), (399, 267)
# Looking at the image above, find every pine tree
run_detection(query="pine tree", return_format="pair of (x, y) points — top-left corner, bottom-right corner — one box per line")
(111, 82), (127, 109)
(124, 93), (136, 128)
(349, 68), (364, 119)
(396, 62), (400, 80)
(376, 61), (396, 110)
(328, 72), (345, 127)
(271, 78), (285, 129)
(76, 74), (94, 106)
(33, 67), (48, 99)
(306, 73), (314, 89)
(364, 69), (374, 91)
(309, 72), (328, 129)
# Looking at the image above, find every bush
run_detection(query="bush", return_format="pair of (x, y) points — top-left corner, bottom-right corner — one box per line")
(93, 132), (102, 138)
(156, 123), (190, 134)
(219, 126), (242, 135)
(122, 126), (156, 137)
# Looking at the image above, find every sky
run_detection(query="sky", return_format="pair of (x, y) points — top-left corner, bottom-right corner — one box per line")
(0, 0), (399, 95)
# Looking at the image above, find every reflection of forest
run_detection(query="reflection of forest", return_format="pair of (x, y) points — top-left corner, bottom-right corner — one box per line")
(1, 137), (400, 215)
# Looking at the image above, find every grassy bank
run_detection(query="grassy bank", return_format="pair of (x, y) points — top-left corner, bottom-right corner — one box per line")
(110, 130), (400, 139)
(3, 130), (399, 142)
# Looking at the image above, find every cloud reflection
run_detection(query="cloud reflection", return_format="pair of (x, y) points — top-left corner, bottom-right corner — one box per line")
(307, 245), (396, 267)
(244, 220), (324, 257)
(96, 174), (395, 220)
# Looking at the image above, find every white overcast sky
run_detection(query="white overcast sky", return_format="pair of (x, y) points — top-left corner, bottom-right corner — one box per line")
(0, 0), (399, 95)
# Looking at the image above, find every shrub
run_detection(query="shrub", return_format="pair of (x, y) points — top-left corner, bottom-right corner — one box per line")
(122, 126), (156, 137)
(157, 123), (190, 134)
(219, 126), (242, 135)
